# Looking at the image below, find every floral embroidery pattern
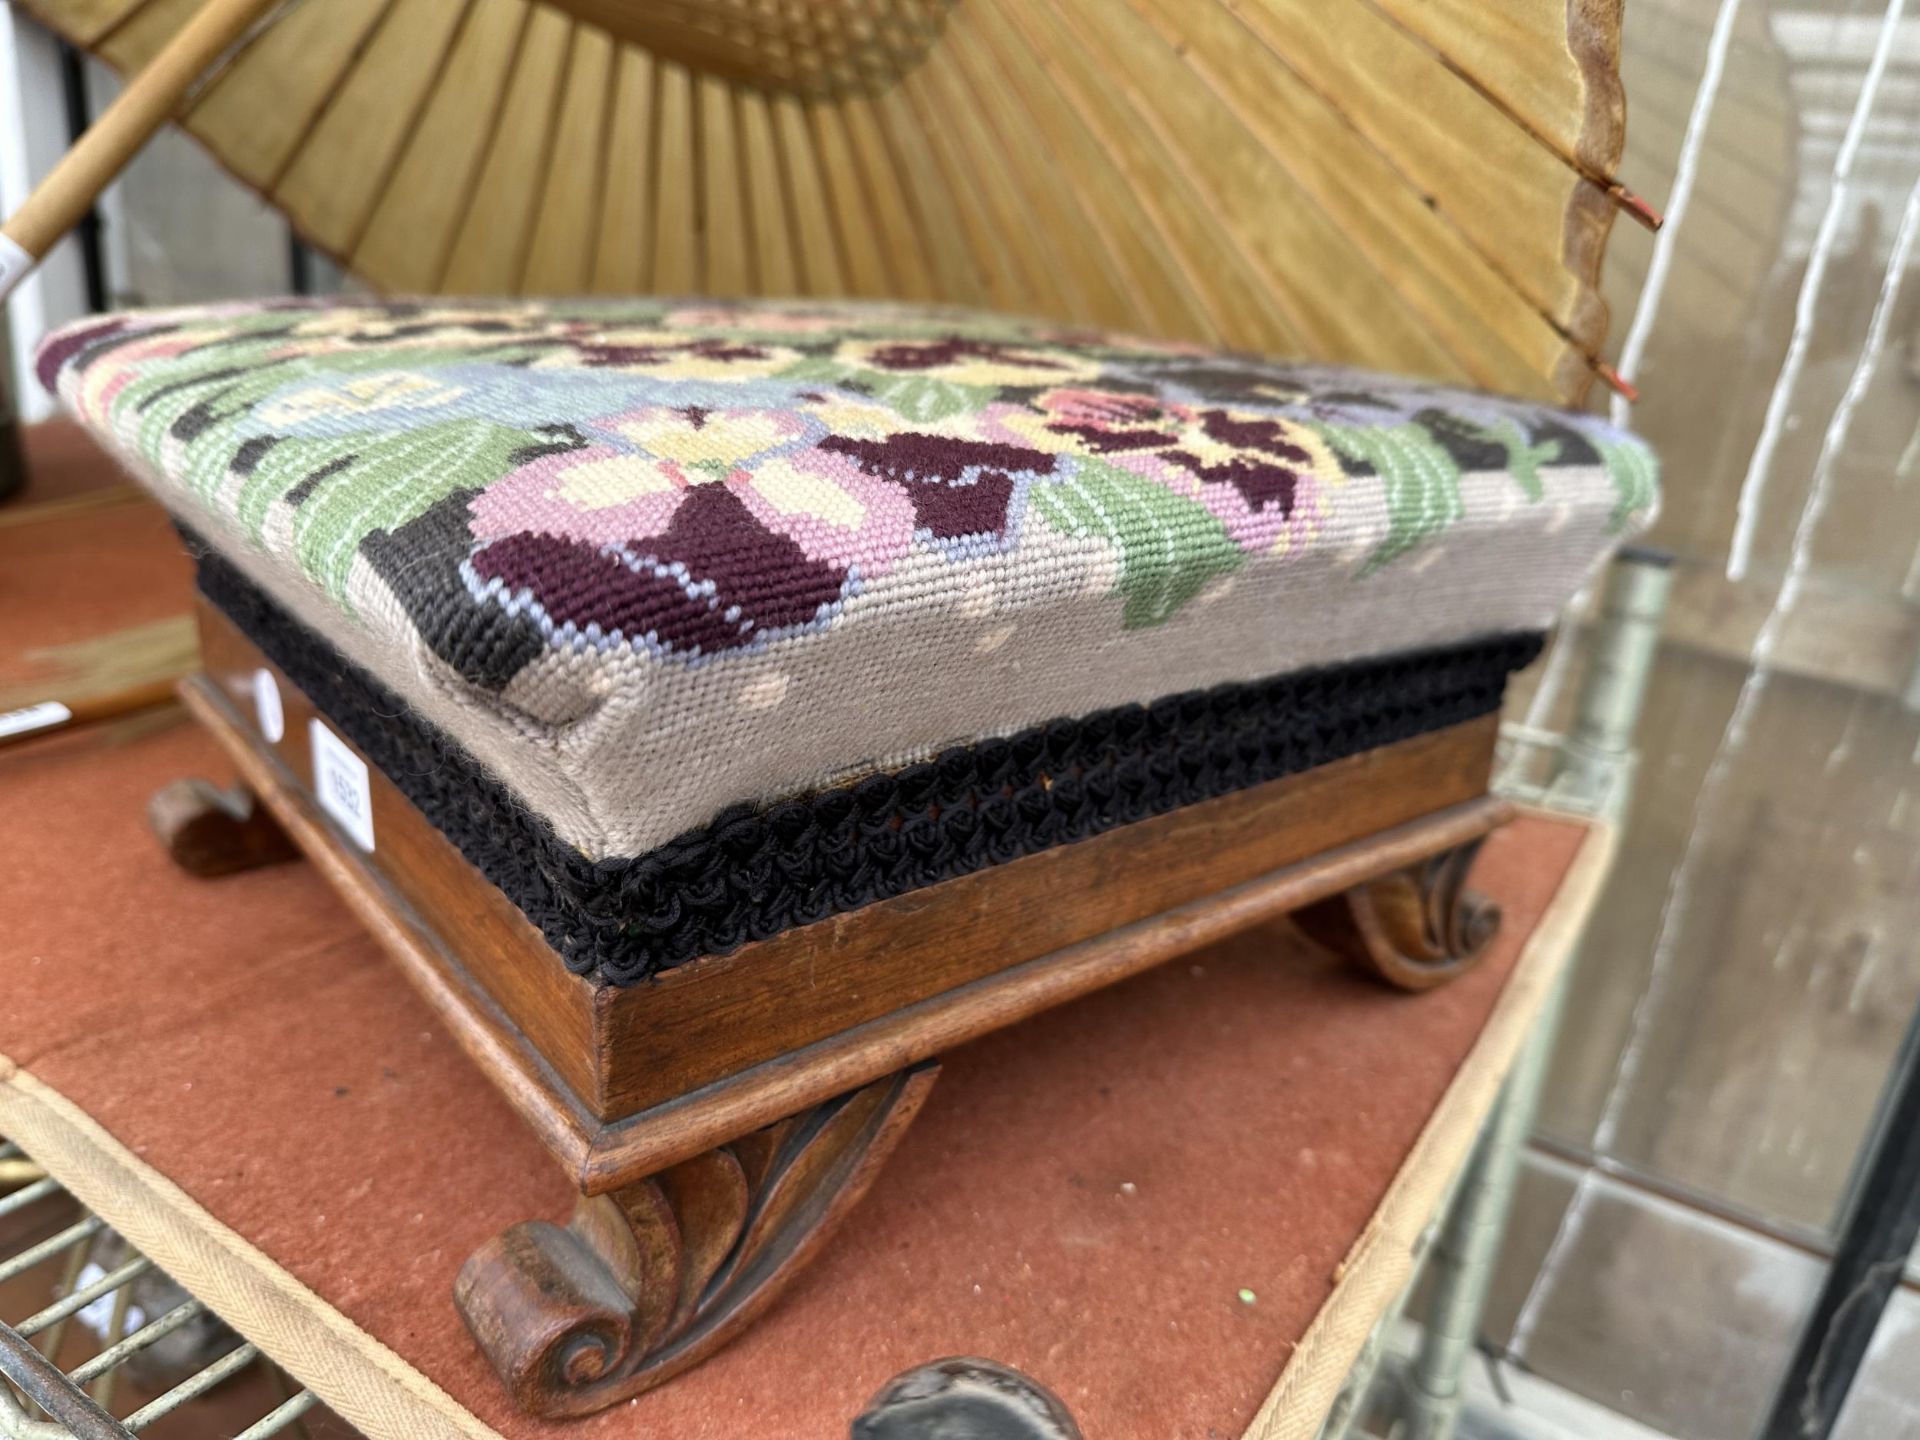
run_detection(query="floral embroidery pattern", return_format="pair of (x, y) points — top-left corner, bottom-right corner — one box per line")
(1015, 387), (1340, 557)
(39, 298), (1656, 684)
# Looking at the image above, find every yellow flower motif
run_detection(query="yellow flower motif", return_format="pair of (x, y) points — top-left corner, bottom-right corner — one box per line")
(833, 336), (1103, 389)
(286, 306), (540, 340)
(1173, 408), (1343, 482)
(258, 372), (464, 427)
(611, 406), (812, 472)
(801, 395), (906, 439)
(745, 455), (869, 530)
(986, 406), (1105, 456)
(553, 452), (680, 510)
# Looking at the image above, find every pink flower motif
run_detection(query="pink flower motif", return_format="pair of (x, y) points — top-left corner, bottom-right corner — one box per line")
(71, 332), (211, 419)
(1032, 388), (1194, 454)
(733, 449), (916, 574)
(466, 404), (922, 657)
(470, 445), (685, 548)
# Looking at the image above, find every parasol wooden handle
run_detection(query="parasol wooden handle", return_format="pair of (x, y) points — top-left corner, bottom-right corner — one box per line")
(0, 0), (279, 302)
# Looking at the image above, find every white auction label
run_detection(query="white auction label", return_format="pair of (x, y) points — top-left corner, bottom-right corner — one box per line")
(252, 667), (285, 743)
(310, 718), (375, 852)
(0, 700), (71, 739)
(0, 236), (32, 302)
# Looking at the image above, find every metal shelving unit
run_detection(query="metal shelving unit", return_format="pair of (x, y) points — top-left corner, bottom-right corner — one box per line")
(0, 1144), (349, 1440)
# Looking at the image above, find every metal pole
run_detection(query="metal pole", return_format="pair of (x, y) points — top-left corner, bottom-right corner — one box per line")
(0, 343), (25, 504)
(1554, 546), (1674, 823)
(1389, 548), (1672, 1440)
(1319, 1139), (1488, 1440)
(1390, 967), (1572, 1440)
(56, 40), (107, 314)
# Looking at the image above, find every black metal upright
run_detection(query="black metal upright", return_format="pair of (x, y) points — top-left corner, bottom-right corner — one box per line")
(288, 236), (316, 297)
(57, 41), (108, 314)
(0, 363), (24, 504)
(1759, 997), (1920, 1439)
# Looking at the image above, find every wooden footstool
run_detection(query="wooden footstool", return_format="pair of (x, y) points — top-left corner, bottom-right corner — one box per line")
(36, 298), (1654, 1418)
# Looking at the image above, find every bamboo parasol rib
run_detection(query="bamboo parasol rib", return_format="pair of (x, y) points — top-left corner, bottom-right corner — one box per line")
(3, 0), (1656, 404)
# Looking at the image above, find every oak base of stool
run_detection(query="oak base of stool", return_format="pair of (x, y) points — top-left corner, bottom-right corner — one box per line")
(153, 606), (1510, 1416)
(456, 1065), (937, 1418)
(148, 777), (297, 878)
(1294, 837), (1501, 990)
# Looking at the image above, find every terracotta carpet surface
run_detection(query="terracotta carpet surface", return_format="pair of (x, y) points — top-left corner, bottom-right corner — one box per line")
(0, 713), (1585, 1438)
(1, 425), (191, 694)
(0, 424), (1592, 1439)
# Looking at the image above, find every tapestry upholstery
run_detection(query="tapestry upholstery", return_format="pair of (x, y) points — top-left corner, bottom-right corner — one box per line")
(41, 298), (1655, 983)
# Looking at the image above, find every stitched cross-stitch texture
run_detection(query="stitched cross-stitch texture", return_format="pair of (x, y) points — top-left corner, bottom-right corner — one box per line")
(199, 548), (1539, 984)
(40, 298), (1656, 861)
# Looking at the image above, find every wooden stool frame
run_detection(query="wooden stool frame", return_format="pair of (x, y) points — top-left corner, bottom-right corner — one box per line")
(157, 596), (1510, 1417)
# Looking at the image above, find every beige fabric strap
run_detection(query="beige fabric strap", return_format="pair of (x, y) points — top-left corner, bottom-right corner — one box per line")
(1241, 816), (1616, 1440)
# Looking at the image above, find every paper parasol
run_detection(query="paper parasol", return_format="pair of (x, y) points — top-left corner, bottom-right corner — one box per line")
(3, 0), (1656, 404)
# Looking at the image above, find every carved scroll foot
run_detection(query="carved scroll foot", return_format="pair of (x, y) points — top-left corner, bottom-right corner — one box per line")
(149, 778), (298, 877)
(1294, 838), (1500, 991)
(456, 1064), (939, 1418)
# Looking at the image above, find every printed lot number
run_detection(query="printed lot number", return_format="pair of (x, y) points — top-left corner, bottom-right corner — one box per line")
(310, 719), (375, 852)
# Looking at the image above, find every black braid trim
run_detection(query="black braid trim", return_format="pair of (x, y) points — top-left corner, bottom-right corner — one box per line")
(195, 549), (1541, 987)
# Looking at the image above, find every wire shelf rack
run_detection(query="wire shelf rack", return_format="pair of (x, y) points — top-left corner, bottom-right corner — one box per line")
(0, 1143), (359, 1440)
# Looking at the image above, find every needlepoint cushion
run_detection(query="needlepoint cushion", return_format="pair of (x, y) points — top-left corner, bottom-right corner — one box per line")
(39, 298), (1656, 984)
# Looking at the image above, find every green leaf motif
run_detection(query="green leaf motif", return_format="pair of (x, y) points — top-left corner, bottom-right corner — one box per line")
(860, 372), (993, 422)
(1481, 416), (1560, 502)
(115, 341), (547, 504)
(775, 356), (854, 385)
(289, 421), (529, 602)
(1315, 421), (1465, 573)
(1597, 436), (1659, 531)
(1032, 459), (1244, 628)
(235, 433), (365, 540)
